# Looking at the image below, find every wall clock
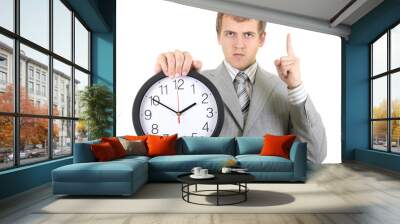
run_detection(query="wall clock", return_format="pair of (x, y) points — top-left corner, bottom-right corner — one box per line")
(132, 71), (224, 137)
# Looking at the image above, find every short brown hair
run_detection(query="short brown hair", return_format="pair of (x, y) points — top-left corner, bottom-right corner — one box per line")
(216, 12), (266, 36)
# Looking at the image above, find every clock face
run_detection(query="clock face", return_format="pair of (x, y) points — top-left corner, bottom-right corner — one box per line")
(132, 72), (224, 137)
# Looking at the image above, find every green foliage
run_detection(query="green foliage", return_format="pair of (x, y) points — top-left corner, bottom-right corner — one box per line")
(79, 84), (114, 140)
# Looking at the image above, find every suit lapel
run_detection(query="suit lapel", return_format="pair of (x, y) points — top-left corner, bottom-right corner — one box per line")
(208, 63), (244, 130)
(244, 67), (278, 134)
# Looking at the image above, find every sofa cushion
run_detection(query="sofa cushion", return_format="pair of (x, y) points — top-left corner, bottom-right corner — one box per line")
(180, 137), (235, 155)
(91, 142), (118, 161)
(101, 137), (127, 158)
(115, 155), (150, 163)
(118, 138), (147, 156)
(124, 135), (148, 141)
(236, 155), (293, 172)
(236, 137), (263, 155)
(148, 154), (235, 172)
(52, 159), (147, 183)
(260, 134), (296, 159)
(147, 134), (178, 157)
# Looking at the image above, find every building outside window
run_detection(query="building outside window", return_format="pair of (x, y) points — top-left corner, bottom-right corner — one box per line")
(28, 66), (34, 79)
(28, 81), (34, 94)
(0, 54), (7, 89)
(35, 70), (40, 81)
(42, 85), (46, 97)
(0, 71), (6, 84)
(36, 83), (40, 95)
(0, 54), (6, 67)
(41, 73), (46, 83)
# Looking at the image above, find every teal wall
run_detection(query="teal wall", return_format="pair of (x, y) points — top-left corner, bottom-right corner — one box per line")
(0, 0), (116, 200)
(92, 32), (115, 135)
(343, 0), (400, 171)
(92, 33), (114, 88)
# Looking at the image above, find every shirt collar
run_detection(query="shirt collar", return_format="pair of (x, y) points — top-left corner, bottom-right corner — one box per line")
(223, 60), (257, 84)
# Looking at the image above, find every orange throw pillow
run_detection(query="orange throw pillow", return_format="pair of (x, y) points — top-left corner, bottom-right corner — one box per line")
(124, 135), (148, 141)
(91, 142), (117, 161)
(101, 137), (127, 158)
(259, 134), (296, 159)
(146, 134), (177, 157)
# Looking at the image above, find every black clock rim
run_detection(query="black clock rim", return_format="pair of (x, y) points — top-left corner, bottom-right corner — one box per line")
(132, 70), (225, 137)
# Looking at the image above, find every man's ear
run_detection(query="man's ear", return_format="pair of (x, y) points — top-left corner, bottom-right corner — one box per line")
(217, 33), (222, 45)
(259, 32), (266, 47)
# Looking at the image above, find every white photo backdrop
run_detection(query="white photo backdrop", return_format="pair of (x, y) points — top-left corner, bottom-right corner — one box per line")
(117, 0), (342, 163)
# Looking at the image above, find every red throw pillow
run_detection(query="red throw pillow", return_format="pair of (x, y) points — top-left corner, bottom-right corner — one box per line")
(259, 134), (296, 159)
(101, 137), (127, 158)
(91, 142), (117, 161)
(146, 134), (177, 157)
(124, 135), (148, 141)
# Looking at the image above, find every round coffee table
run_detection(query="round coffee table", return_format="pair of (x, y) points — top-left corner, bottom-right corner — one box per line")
(177, 172), (255, 206)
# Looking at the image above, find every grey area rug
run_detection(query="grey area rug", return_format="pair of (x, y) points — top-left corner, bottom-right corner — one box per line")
(37, 183), (362, 214)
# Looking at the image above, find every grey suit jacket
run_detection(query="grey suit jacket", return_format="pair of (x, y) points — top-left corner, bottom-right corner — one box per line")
(202, 63), (327, 164)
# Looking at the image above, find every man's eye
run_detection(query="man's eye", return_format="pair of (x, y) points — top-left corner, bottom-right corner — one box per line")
(245, 33), (254, 38)
(226, 32), (234, 37)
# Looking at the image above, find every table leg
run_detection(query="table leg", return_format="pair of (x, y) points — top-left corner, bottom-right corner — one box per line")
(217, 184), (219, 206)
(245, 183), (247, 201)
(188, 184), (190, 202)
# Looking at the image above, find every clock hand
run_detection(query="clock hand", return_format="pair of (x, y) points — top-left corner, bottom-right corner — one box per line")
(179, 102), (197, 114)
(176, 89), (180, 124)
(152, 99), (178, 114)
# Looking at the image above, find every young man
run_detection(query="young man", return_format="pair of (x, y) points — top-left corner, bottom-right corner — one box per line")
(154, 13), (327, 164)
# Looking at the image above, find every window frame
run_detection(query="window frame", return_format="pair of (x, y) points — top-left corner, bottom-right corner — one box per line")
(0, 0), (92, 171)
(370, 20), (400, 154)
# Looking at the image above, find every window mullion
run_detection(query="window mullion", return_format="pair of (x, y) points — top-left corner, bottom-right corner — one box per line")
(49, 0), (54, 160)
(370, 45), (373, 149)
(13, 0), (20, 167)
(71, 10), (76, 155)
(388, 30), (391, 153)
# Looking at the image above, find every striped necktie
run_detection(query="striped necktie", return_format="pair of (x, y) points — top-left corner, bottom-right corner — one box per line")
(234, 71), (250, 122)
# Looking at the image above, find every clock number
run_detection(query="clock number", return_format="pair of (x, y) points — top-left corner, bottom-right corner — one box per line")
(191, 84), (195, 94)
(202, 122), (209, 132)
(151, 124), (159, 134)
(206, 108), (214, 118)
(159, 85), (168, 95)
(144, 110), (152, 120)
(150, 96), (160, 106)
(201, 93), (208, 104)
(173, 79), (184, 90)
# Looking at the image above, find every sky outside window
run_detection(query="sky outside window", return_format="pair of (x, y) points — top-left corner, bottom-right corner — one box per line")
(53, 0), (72, 60)
(0, 0), (14, 31)
(20, 0), (49, 49)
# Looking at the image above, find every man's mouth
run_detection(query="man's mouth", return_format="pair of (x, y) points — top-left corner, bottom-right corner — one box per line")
(233, 53), (245, 57)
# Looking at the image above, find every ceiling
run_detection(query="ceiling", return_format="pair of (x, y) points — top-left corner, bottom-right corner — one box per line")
(166, 0), (384, 39)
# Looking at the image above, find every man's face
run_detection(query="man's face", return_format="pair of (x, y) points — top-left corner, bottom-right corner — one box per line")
(218, 16), (266, 70)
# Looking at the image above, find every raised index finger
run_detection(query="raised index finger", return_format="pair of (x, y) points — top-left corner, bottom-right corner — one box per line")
(287, 33), (295, 57)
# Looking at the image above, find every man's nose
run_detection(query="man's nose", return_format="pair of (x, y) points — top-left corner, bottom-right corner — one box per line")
(234, 36), (245, 48)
